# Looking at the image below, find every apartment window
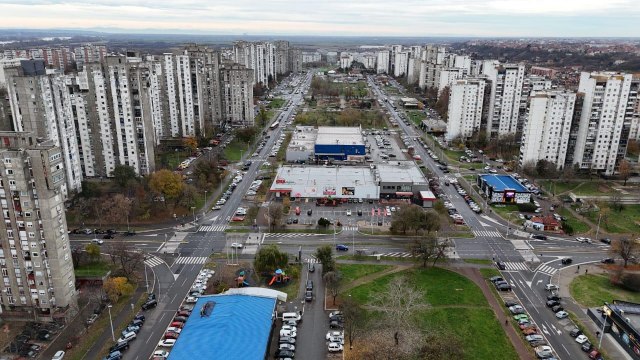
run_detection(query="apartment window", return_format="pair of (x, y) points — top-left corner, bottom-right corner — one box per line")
(32, 252), (38, 257)
(5, 169), (13, 175)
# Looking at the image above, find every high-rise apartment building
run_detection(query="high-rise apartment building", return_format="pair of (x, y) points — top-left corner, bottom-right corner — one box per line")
(0, 133), (77, 318)
(376, 50), (390, 74)
(483, 63), (526, 138)
(393, 51), (409, 77)
(446, 79), (487, 141)
(519, 90), (576, 169)
(220, 62), (254, 127)
(74, 44), (107, 71)
(571, 72), (636, 175)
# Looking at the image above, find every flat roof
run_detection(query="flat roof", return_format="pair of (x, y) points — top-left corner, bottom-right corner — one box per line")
(288, 127), (317, 151)
(480, 174), (529, 193)
(316, 126), (364, 146)
(376, 162), (427, 185)
(270, 165), (379, 198)
(420, 190), (436, 200)
(167, 294), (276, 360)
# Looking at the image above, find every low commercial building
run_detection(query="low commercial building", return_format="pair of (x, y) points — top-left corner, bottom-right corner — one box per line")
(419, 190), (437, 208)
(314, 126), (366, 162)
(285, 126), (317, 163)
(376, 162), (429, 199)
(270, 165), (379, 200)
(600, 301), (640, 360)
(167, 290), (284, 360)
(477, 174), (531, 204)
(400, 97), (419, 108)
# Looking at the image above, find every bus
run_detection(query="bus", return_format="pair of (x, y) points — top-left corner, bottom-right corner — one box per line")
(270, 121), (280, 130)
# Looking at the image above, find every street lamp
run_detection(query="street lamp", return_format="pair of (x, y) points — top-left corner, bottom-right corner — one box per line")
(191, 207), (196, 223)
(107, 304), (115, 341)
(204, 190), (208, 206)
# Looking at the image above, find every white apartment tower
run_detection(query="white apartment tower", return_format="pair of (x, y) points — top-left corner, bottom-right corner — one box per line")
(519, 91), (576, 169)
(572, 72), (635, 175)
(446, 79), (486, 141)
(0, 134), (77, 318)
(376, 50), (390, 74)
(483, 63), (526, 138)
(393, 51), (409, 77)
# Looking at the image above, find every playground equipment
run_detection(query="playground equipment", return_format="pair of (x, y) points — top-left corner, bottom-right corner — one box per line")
(268, 269), (291, 286)
(236, 270), (250, 287)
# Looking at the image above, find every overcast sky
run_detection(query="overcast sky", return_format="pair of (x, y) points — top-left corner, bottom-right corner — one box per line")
(1, 0), (639, 37)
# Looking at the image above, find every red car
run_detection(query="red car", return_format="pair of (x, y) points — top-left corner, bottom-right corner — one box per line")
(164, 331), (179, 340)
(176, 310), (190, 317)
(170, 321), (184, 328)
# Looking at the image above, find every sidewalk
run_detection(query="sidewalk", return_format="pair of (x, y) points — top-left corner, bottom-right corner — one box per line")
(556, 264), (631, 360)
(82, 283), (146, 360)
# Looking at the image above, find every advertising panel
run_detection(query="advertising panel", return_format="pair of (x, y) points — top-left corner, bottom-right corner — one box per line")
(323, 186), (336, 196)
(341, 187), (355, 196)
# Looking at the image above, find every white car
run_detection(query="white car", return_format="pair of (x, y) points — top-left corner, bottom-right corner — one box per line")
(212, 205), (222, 211)
(545, 284), (559, 291)
(166, 327), (182, 334)
(329, 311), (343, 319)
(509, 305), (525, 314)
(346, 209), (352, 216)
(153, 350), (170, 358)
(576, 237), (590, 243)
(328, 335), (344, 344)
(535, 345), (553, 358)
(555, 310), (569, 319)
(52, 351), (65, 360)
(326, 330), (344, 340)
(91, 239), (104, 245)
(279, 343), (295, 351)
(281, 325), (297, 332)
(575, 334), (589, 344)
(230, 242), (243, 249)
(185, 296), (197, 303)
(279, 329), (297, 338)
(158, 339), (176, 347)
(328, 342), (344, 352)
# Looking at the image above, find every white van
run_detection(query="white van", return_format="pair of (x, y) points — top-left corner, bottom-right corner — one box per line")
(282, 312), (301, 323)
(118, 331), (136, 344)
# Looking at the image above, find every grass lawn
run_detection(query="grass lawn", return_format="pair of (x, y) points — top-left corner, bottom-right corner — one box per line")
(405, 110), (425, 126)
(337, 263), (392, 284)
(74, 262), (111, 277)
(157, 150), (191, 170)
(584, 204), (640, 234)
(491, 204), (520, 222)
(480, 268), (502, 278)
(269, 98), (285, 109)
(573, 181), (616, 196)
(570, 274), (640, 307)
(558, 207), (590, 234)
(294, 109), (387, 129)
(223, 140), (248, 162)
(345, 267), (517, 360)
(540, 180), (616, 196)
(464, 259), (493, 265)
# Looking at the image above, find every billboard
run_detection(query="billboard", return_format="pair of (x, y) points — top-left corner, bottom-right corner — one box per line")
(323, 186), (336, 196)
(341, 187), (355, 196)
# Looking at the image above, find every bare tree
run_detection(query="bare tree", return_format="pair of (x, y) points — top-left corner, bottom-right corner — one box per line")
(268, 203), (284, 231)
(107, 241), (143, 280)
(341, 297), (367, 350)
(411, 234), (451, 267)
(611, 238), (639, 267)
(346, 326), (424, 360)
(323, 271), (341, 305)
(619, 159), (631, 186)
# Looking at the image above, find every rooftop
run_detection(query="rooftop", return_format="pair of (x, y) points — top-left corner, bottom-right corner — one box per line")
(480, 174), (529, 193)
(270, 165), (378, 198)
(167, 294), (277, 360)
(376, 162), (428, 185)
(316, 126), (364, 146)
(288, 126), (317, 152)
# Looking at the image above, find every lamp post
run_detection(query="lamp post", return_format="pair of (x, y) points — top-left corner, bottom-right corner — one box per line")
(107, 304), (115, 341)
(144, 259), (149, 293)
(599, 303), (610, 348)
(204, 190), (208, 207)
(191, 207), (196, 223)
(595, 213), (602, 242)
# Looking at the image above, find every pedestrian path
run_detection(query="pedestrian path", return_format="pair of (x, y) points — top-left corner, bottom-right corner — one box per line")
(174, 256), (208, 265)
(502, 261), (529, 271)
(535, 263), (558, 276)
(198, 225), (227, 232)
(264, 233), (321, 238)
(474, 230), (502, 237)
(144, 255), (165, 268)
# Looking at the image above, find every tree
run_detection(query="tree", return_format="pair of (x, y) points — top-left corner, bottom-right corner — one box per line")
(562, 221), (574, 236)
(415, 332), (465, 360)
(411, 234), (451, 267)
(182, 136), (198, 153)
(234, 127), (257, 144)
(619, 159), (631, 186)
(106, 241), (143, 280)
(268, 203), (284, 230)
(317, 217), (331, 227)
(257, 106), (269, 127)
(315, 245), (335, 274)
(111, 165), (137, 188)
(177, 184), (198, 208)
(101, 194), (132, 224)
(254, 245), (289, 273)
(85, 243), (101, 262)
(103, 277), (134, 304)
(611, 238), (640, 267)
(434, 86), (450, 121)
(324, 271), (341, 305)
(71, 246), (83, 268)
(80, 180), (102, 198)
(149, 169), (184, 201)
(390, 205), (440, 235)
(341, 296), (367, 350)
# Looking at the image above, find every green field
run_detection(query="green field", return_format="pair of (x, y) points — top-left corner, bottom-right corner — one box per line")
(570, 274), (640, 307)
(558, 207), (590, 234)
(294, 109), (387, 129)
(540, 180), (617, 196)
(223, 140), (248, 162)
(337, 263), (391, 284)
(405, 110), (425, 126)
(585, 204), (640, 234)
(269, 98), (286, 109)
(157, 150), (191, 170)
(74, 262), (111, 277)
(345, 267), (517, 360)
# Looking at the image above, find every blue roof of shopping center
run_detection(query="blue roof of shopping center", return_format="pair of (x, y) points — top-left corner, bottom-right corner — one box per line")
(167, 294), (276, 360)
(480, 174), (529, 193)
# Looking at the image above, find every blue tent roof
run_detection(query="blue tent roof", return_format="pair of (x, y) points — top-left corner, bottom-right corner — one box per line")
(167, 294), (276, 360)
(480, 174), (528, 193)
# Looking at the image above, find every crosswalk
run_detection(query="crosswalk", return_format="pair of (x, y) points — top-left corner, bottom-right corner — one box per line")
(144, 255), (164, 267)
(535, 263), (558, 276)
(377, 252), (413, 258)
(264, 233), (320, 238)
(343, 227), (358, 231)
(474, 230), (502, 237)
(502, 262), (529, 271)
(198, 225), (227, 232)
(304, 256), (319, 264)
(174, 256), (209, 265)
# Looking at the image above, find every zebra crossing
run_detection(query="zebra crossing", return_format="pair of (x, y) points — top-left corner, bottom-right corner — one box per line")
(377, 252), (413, 258)
(198, 225), (227, 232)
(473, 230), (502, 238)
(343, 227), (358, 231)
(502, 262), (529, 271)
(174, 256), (209, 265)
(304, 256), (319, 264)
(535, 263), (558, 276)
(264, 233), (320, 238)
(144, 255), (164, 268)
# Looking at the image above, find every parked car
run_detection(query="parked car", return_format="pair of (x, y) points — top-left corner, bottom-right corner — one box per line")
(279, 336), (296, 344)
(158, 339), (176, 347)
(52, 351), (65, 360)
(305, 291), (313, 302)
(86, 314), (99, 325)
(141, 299), (158, 310)
(545, 284), (559, 291)
(326, 331), (344, 340)
(328, 342), (344, 352)
(526, 334), (544, 343)
(555, 311), (569, 319)
(601, 258), (615, 264)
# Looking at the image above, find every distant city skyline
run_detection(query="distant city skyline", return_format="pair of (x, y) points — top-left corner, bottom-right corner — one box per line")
(1, 0), (639, 37)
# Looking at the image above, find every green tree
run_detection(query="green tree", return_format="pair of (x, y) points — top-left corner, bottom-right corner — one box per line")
(254, 245), (289, 273)
(257, 106), (269, 127)
(111, 165), (137, 188)
(562, 221), (574, 236)
(318, 217), (331, 227)
(149, 169), (184, 201)
(315, 245), (335, 273)
(411, 234), (451, 267)
(323, 271), (341, 305)
(235, 127), (258, 144)
(80, 180), (102, 198)
(85, 243), (101, 262)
